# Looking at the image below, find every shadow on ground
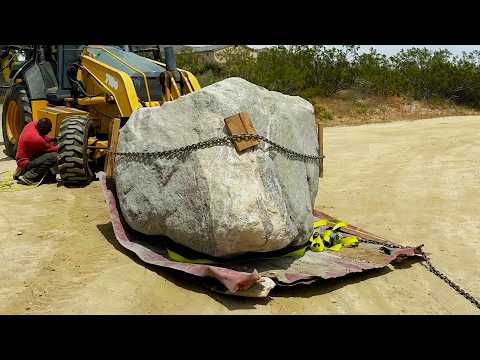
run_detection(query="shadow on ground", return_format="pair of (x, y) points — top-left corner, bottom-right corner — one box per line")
(96, 221), (423, 312)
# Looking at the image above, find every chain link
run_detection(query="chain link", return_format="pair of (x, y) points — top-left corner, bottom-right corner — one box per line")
(357, 238), (480, 311)
(113, 133), (324, 164)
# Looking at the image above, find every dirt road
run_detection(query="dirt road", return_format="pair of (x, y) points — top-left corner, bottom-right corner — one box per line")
(1, 110), (479, 314)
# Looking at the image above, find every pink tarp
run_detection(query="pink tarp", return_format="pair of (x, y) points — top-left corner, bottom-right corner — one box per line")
(100, 174), (422, 297)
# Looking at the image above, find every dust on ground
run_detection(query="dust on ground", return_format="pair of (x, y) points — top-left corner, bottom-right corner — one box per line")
(0, 107), (479, 314)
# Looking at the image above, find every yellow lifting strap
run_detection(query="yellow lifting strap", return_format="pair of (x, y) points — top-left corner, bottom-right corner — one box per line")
(167, 248), (217, 265)
(166, 244), (308, 265)
(166, 219), (358, 264)
(309, 219), (359, 252)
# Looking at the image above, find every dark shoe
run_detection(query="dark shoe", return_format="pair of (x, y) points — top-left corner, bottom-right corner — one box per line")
(18, 175), (40, 186)
(13, 167), (23, 180)
(17, 171), (48, 186)
(22, 169), (41, 180)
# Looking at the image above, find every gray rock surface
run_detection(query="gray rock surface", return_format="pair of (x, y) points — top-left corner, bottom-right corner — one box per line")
(114, 77), (319, 258)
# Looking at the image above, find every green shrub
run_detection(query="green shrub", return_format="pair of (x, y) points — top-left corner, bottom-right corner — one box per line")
(176, 45), (480, 109)
(314, 104), (334, 122)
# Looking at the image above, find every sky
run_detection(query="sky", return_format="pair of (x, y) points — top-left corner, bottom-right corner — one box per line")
(190, 45), (480, 57)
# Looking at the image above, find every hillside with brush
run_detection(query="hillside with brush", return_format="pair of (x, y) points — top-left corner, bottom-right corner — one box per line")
(176, 45), (480, 126)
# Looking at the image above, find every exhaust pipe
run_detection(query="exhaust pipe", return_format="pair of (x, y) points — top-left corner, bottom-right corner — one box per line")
(163, 46), (181, 84)
(164, 46), (177, 72)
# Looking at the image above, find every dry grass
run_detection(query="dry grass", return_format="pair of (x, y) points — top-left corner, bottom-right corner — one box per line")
(2, 88), (479, 128)
(314, 90), (480, 127)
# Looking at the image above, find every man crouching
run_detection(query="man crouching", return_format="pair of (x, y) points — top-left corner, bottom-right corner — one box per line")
(15, 118), (58, 185)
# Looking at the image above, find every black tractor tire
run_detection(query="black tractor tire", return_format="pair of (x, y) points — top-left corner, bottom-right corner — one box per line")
(57, 115), (95, 185)
(1, 84), (32, 157)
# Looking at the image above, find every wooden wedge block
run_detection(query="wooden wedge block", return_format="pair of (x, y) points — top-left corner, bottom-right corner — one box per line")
(318, 122), (324, 178)
(224, 112), (260, 153)
(105, 117), (121, 190)
(314, 106), (324, 178)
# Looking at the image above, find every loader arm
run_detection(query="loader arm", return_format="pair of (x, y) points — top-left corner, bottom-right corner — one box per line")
(75, 45), (201, 119)
(78, 53), (143, 117)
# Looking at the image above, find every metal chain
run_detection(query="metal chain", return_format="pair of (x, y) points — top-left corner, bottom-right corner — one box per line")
(357, 237), (480, 310)
(418, 250), (480, 310)
(113, 133), (324, 164)
(357, 237), (407, 249)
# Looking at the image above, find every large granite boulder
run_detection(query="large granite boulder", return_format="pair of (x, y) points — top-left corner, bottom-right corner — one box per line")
(114, 77), (319, 258)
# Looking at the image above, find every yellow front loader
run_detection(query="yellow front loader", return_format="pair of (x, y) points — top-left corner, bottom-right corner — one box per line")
(1, 45), (201, 185)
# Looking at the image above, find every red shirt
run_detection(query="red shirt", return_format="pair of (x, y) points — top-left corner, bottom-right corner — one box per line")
(15, 122), (58, 170)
